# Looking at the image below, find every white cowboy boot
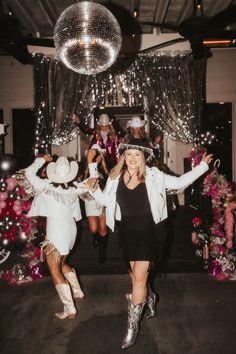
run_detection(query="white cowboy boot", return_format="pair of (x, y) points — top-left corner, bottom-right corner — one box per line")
(121, 294), (146, 349)
(64, 268), (85, 299)
(55, 283), (77, 319)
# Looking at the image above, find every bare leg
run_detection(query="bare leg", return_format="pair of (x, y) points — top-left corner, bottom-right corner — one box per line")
(130, 261), (149, 304)
(98, 214), (107, 236)
(87, 216), (99, 234)
(46, 252), (66, 285)
(61, 255), (74, 274)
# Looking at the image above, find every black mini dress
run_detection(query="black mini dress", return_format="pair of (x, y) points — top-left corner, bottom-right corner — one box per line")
(117, 178), (155, 264)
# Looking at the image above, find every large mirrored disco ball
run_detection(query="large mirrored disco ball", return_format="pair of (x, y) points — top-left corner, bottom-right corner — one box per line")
(54, 1), (122, 75)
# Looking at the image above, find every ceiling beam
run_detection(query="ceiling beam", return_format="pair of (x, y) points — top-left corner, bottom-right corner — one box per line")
(8, 0), (40, 34)
(38, 0), (58, 27)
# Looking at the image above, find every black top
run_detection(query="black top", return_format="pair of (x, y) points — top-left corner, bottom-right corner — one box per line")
(117, 177), (152, 218)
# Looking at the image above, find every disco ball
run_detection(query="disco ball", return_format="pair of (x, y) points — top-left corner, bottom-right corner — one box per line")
(54, 1), (122, 75)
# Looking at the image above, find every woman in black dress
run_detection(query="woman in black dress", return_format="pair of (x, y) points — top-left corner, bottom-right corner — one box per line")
(83, 139), (213, 349)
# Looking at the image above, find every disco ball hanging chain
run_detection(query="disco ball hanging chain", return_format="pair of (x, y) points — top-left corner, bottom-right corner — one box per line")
(54, 1), (122, 75)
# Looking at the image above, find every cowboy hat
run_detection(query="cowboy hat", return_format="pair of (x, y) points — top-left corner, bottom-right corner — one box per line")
(46, 157), (78, 183)
(97, 114), (111, 126)
(90, 144), (107, 154)
(118, 139), (154, 161)
(127, 116), (146, 128)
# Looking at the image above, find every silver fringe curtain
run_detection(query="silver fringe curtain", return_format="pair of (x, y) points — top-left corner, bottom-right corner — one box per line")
(33, 51), (206, 150)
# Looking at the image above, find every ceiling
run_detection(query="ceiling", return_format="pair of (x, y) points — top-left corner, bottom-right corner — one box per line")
(2, 0), (236, 36)
(1, 0), (236, 63)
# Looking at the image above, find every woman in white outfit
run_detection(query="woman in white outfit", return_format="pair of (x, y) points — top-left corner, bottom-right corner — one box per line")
(83, 140), (213, 349)
(83, 144), (109, 263)
(25, 154), (85, 320)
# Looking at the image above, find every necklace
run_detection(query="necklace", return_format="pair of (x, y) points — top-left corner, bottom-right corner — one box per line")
(125, 169), (138, 186)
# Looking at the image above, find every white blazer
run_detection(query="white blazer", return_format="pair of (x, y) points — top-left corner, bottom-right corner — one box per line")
(90, 161), (209, 231)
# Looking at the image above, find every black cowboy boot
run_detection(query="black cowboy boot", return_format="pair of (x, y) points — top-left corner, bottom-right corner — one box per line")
(92, 233), (100, 249)
(121, 294), (146, 349)
(98, 234), (108, 264)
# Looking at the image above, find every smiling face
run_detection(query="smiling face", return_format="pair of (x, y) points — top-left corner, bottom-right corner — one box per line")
(125, 149), (144, 171)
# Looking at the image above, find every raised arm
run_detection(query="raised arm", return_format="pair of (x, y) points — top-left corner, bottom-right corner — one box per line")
(25, 155), (52, 192)
(72, 113), (94, 135)
(163, 153), (213, 191)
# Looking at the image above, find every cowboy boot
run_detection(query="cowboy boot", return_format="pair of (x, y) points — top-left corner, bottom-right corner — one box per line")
(98, 234), (108, 264)
(64, 268), (85, 299)
(55, 283), (77, 320)
(92, 233), (100, 249)
(146, 284), (157, 319)
(121, 294), (146, 350)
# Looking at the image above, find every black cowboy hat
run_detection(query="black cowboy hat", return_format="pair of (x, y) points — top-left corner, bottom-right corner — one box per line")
(118, 138), (154, 161)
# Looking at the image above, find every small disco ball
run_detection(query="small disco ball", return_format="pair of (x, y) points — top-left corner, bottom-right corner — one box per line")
(54, 1), (122, 75)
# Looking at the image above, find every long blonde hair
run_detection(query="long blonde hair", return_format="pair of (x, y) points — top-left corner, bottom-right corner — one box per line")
(84, 151), (109, 179)
(95, 124), (117, 142)
(109, 150), (146, 181)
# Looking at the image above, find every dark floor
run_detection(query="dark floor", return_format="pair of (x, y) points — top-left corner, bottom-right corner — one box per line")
(1, 273), (236, 354)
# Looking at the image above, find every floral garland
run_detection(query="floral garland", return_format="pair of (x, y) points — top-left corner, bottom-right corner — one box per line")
(189, 148), (236, 280)
(224, 200), (236, 249)
(202, 169), (236, 280)
(0, 173), (44, 285)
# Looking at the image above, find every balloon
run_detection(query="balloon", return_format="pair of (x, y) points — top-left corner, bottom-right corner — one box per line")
(15, 210), (22, 215)
(0, 192), (8, 201)
(0, 200), (6, 209)
(6, 177), (17, 191)
(13, 204), (21, 212)
(0, 154), (18, 176)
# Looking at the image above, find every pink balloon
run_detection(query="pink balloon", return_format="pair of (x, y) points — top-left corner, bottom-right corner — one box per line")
(0, 200), (6, 209)
(0, 192), (8, 201)
(6, 177), (17, 191)
(15, 210), (22, 215)
(13, 205), (22, 212)
(14, 200), (21, 206)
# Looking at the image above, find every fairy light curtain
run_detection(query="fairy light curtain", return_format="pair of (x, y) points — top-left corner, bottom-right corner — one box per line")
(33, 52), (206, 150)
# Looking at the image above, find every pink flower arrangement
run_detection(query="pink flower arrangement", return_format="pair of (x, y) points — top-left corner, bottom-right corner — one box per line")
(224, 201), (236, 249)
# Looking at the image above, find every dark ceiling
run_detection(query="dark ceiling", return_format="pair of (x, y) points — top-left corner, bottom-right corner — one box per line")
(2, 0), (236, 36)
(0, 0), (236, 64)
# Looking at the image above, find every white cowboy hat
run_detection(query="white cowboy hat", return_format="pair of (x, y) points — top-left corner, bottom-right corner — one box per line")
(46, 157), (78, 183)
(127, 116), (146, 128)
(97, 114), (111, 126)
(90, 144), (107, 154)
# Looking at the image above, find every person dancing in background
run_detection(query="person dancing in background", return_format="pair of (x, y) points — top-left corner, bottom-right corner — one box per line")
(124, 116), (152, 145)
(25, 155), (85, 320)
(83, 139), (213, 349)
(72, 112), (122, 169)
(83, 144), (109, 263)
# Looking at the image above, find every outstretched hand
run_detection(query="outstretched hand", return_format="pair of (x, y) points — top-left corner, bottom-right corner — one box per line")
(81, 178), (99, 192)
(202, 152), (213, 165)
(43, 154), (53, 162)
(87, 149), (97, 163)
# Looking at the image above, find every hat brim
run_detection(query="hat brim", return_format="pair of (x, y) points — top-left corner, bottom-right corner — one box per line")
(118, 143), (154, 161)
(46, 161), (78, 183)
(127, 121), (146, 128)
